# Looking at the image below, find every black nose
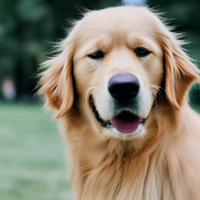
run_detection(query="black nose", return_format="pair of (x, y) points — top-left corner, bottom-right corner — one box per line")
(108, 74), (140, 101)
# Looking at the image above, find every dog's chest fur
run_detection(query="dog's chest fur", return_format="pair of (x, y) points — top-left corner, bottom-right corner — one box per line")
(71, 142), (174, 200)
(62, 107), (200, 200)
(70, 141), (200, 200)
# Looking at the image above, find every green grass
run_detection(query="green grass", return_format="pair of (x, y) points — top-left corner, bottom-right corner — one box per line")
(0, 102), (74, 200)
(0, 102), (199, 200)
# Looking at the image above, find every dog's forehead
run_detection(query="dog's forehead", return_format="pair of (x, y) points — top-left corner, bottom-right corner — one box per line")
(78, 6), (160, 39)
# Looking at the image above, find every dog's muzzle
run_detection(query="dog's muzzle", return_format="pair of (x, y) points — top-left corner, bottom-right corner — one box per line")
(107, 74), (143, 134)
(89, 74), (146, 135)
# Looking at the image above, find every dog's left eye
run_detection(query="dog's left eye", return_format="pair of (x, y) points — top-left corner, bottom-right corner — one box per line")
(135, 47), (151, 57)
(88, 50), (105, 59)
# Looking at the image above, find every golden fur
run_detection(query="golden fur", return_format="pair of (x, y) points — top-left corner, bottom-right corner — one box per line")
(39, 6), (200, 200)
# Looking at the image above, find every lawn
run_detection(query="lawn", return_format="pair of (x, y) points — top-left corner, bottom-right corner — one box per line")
(0, 102), (199, 200)
(0, 102), (74, 200)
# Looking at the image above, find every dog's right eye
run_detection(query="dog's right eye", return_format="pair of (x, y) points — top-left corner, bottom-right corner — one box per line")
(134, 47), (151, 57)
(88, 50), (105, 59)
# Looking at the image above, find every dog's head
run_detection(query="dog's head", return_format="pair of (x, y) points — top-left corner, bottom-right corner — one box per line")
(39, 7), (199, 139)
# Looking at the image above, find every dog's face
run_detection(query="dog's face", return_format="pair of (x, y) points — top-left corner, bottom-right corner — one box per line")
(40, 7), (198, 140)
(73, 8), (164, 139)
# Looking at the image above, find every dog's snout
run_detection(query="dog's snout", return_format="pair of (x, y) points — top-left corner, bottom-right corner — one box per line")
(108, 74), (140, 101)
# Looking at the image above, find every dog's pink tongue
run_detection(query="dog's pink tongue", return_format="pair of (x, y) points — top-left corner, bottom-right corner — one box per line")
(110, 113), (140, 134)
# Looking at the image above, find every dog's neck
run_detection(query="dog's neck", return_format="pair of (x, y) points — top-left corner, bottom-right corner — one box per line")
(61, 102), (193, 200)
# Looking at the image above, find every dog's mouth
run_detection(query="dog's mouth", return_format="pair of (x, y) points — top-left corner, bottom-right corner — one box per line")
(89, 96), (146, 134)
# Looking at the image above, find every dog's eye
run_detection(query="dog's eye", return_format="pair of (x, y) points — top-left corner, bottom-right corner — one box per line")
(88, 50), (105, 59)
(135, 47), (151, 57)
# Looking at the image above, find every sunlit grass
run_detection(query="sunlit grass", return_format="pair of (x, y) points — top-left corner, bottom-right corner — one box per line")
(0, 102), (73, 200)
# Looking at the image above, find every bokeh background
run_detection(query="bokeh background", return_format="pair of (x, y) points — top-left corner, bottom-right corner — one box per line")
(0, 0), (200, 200)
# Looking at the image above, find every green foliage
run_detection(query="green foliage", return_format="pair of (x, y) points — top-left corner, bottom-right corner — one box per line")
(0, 0), (120, 99)
(0, 0), (199, 101)
(148, 0), (200, 62)
(147, 0), (200, 103)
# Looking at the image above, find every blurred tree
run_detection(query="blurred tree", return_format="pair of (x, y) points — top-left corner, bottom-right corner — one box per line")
(0, 0), (199, 102)
(148, 0), (200, 61)
(0, 0), (120, 101)
(147, 0), (200, 103)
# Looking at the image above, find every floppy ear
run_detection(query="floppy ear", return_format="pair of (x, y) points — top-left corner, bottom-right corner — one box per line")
(160, 33), (199, 109)
(39, 37), (75, 119)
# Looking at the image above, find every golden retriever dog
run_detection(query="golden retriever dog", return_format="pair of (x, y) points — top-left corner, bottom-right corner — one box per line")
(39, 6), (200, 200)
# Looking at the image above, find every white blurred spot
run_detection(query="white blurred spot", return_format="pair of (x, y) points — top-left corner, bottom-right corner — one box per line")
(122, 0), (146, 6)
(1, 78), (16, 101)
(80, 17), (85, 22)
